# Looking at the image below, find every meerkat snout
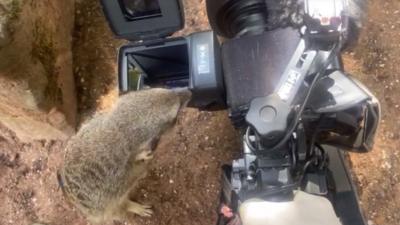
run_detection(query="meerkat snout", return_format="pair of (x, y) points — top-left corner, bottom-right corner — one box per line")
(171, 87), (192, 107)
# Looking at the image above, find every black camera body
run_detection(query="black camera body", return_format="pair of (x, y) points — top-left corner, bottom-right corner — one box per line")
(100, 0), (225, 108)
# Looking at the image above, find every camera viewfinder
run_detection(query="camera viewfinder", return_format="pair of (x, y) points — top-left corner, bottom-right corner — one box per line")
(119, 0), (162, 21)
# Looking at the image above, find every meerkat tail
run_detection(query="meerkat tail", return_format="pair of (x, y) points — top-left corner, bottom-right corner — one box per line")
(124, 200), (153, 217)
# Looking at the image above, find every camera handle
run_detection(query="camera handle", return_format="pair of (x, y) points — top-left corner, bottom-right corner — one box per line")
(246, 40), (339, 151)
(229, 41), (340, 200)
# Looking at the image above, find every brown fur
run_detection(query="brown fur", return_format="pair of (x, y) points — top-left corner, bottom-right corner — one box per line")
(58, 88), (190, 223)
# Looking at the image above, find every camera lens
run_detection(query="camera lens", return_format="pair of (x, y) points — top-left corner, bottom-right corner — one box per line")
(213, 0), (268, 38)
(119, 0), (162, 21)
(207, 0), (304, 38)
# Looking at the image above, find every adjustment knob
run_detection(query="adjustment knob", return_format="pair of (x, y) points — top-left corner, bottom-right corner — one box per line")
(245, 94), (292, 148)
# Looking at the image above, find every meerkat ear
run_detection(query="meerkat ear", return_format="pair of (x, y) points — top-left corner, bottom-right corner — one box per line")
(172, 87), (192, 108)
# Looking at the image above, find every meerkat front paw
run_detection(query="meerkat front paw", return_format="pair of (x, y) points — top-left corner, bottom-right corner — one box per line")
(135, 149), (154, 162)
(126, 201), (153, 217)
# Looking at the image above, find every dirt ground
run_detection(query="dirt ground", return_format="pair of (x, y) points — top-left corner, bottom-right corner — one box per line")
(0, 0), (399, 225)
(344, 0), (400, 224)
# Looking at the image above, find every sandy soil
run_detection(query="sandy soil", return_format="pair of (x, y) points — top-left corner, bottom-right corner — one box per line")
(0, 0), (399, 225)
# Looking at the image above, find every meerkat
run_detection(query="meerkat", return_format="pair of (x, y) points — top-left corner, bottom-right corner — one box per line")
(58, 88), (191, 224)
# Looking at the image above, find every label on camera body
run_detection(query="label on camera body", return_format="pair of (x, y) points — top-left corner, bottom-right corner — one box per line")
(197, 44), (210, 74)
(277, 69), (302, 101)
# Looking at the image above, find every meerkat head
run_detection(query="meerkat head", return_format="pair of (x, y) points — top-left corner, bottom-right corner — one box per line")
(171, 87), (192, 108)
(135, 88), (191, 133)
(156, 88), (190, 117)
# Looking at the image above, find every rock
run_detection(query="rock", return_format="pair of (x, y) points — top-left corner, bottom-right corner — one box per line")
(0, 106), (69, 142)
(47, 108), (67, 128)
(0, 0), (76, 141)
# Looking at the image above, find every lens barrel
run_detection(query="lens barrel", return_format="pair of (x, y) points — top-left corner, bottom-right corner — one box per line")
(215, 0), (268, 38)
(207, 0), (304, 38)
